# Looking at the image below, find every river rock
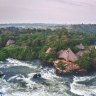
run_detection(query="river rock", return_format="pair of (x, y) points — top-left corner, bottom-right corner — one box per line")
(33, 74), (41, 79)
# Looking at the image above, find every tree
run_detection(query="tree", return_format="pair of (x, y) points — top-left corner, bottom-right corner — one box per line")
(77, 53), (92, 70)
(0, 49), (8, 60)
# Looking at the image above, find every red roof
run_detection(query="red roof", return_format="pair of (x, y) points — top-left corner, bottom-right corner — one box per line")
(58, 48), (78, 62)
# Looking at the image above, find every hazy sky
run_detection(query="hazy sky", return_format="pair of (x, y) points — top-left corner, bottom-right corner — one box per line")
(0, 0), (96, 24)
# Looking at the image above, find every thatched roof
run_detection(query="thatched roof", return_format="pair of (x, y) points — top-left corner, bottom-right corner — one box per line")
(58, 48), (78, 62)
(46, 47), (53, 54)
(76, 43), (85, 50)
(6, 39), (15, 46)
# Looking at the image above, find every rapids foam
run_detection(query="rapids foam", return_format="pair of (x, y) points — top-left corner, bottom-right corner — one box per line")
(6, 58), (41, 69)
(70, 75), (96, 96)
(1, 58), (96, 96)
(40, 68), (57, 80)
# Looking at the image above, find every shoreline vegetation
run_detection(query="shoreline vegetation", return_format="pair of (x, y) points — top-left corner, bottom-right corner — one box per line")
(0, 26), (96, 75)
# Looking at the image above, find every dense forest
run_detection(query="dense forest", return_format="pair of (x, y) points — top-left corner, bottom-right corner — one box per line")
(67, 24), (96, 34)
(0, 25), (96, 70)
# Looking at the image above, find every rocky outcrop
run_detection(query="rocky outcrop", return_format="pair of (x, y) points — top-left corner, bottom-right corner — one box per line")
(53, 60), (87, 75)
(33, 74), (41, 79)
(54, 60), (80, 73)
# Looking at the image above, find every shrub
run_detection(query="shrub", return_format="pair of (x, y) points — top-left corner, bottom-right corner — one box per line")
(57, 63), (65, 70)
(76, 53), (92, 70)
(0, 49), (8, 60)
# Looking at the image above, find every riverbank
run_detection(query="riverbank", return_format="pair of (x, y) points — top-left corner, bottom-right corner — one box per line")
(42, 59), (96, 77)
(0, 57), (94, 77)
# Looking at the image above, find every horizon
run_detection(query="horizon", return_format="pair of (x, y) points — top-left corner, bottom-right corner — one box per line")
(0, 23), (96, 25)
(0, 0), (96, 24)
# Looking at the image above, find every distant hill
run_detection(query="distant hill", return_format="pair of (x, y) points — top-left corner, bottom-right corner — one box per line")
(0, 23), (64, 30)
(0, 23), (96, 33)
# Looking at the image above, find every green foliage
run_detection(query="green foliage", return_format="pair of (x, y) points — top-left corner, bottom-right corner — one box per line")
(4, 45), (39, 60)
(38, 45), (57, 62)
(4, 45), (24, 60)
(0, 26), (96, 71)
(45, 54), (57, 63)
(57, 63), (65, 70)
(0, 49), (8, 60)
(76, 48), (96, 70)
(71, 47), (80, 53)
(88, 48), (96, 68)
(76, 53), (92, 70)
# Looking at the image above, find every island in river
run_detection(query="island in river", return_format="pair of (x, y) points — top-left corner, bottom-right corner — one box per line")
(0, 24), (96, 75)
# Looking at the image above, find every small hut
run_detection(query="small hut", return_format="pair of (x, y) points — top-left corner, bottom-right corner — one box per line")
(58, 48), (78, 62)
(46, 47), (54, 54)
(6, 39), (15, 46)
(76, 43), (85, 50)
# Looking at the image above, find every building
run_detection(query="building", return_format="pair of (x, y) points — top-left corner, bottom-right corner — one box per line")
(6, 39), (15, 46)
(76, 43), (85, 57)
(58, 48), (78, 62)
(76, 43), (85, 50)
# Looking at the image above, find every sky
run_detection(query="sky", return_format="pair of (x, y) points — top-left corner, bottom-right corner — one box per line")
(0, 0), (96, 24)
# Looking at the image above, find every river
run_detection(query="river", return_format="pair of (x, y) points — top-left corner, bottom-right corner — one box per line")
(0, 58), (96, 96)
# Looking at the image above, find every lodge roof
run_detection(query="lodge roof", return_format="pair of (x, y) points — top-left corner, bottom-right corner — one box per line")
(58, 48), (78, 62)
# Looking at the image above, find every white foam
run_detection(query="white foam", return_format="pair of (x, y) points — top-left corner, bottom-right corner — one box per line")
(40, 68), (59, 80)
(0, 79), (13, 96)
(0, 58), (72, 96)
(0, 61), (4, 63)
(0, 58), (42, 69)
(70, 76), (96, 96)
(7, 87), (68, 96)
(0, 75), (38, 96)
(7, 74), (24, 82)
(6, 58), (35, 68)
